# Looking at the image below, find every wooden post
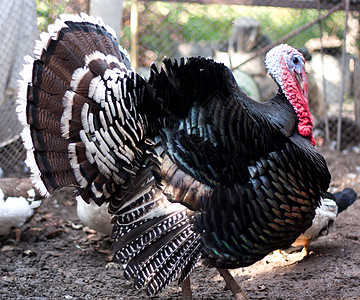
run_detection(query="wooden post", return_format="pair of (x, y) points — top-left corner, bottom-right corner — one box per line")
(337, 0), (350, 151)
(347, 12), (360, 56)
(316, 0), (330, 144)
(354, 58), (360, 121)
(90, 0), (123, 40)
(131, 0), (139, 71)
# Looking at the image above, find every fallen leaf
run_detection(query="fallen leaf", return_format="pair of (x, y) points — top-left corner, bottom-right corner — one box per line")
(257, 284), (266, 291)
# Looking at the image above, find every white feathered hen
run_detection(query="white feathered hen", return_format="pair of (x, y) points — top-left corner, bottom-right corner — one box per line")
(76, 197), (112, 235)
(291, 188), (357, 255)
(0, 177), (42, 243)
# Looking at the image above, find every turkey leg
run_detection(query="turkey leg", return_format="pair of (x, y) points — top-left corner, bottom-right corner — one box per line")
(217, 269), (249, 300)
(181, 276), (193, 300)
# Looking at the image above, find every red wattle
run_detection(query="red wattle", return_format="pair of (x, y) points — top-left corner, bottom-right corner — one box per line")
(281, 62), (315, 146)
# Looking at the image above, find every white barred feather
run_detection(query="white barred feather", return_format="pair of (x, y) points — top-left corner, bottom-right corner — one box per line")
(122, 142), (135, 162)
(79, 130), (95, 164)
(113, 148), (131, 166)
(95, 81), (107, 106)
(33, 14), (98, 59)
(101, 183), (111, 198)
(71, 66), (89, 91)
(117, 190), (167, 219)
(104, 101), (114, 124)
(68, 143), (88, 187)
(34, 39), (47, 60)
(91, 181), (105, 198)
(94, 151), (112, 177)
(16, 56), (34, 128)
(126, 119), (140, 142)
(84, 51), (120, 68)
(24, 148), (50, 197)
(136, 226), (194, 288)
(16, 54), (50, 197)
(102, 128), (117, 149)
(81, 103), (90, 133)
(109, 126), (124, 147)
(115, 101), (125, 125)
(61, 91), (75, 139)
(88, 75), (103, 100)
(94, 130), (110, 154)
(88, 113), (95, 134)
(137, 116), (145, 140)
(99, 110), (109, 131)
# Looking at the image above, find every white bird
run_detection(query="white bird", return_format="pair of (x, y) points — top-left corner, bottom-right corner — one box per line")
(0, 177), (42, 243)
(76, 197), (112, 235)
(291, 188), (357, 255)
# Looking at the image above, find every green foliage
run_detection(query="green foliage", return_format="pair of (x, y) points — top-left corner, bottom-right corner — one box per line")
(36, 0), (89, 32)
(183, 16), (233, 42)
(36, 0), (346, 64)
(120, 1), (346, 63)
(36, 0), (66, 31)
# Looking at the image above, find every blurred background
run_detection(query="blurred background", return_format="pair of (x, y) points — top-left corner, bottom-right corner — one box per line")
(0, 0), (359, 176)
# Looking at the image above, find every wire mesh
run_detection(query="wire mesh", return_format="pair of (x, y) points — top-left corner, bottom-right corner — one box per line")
(0, 0), (359, 176)
(0, 0), (89, 176)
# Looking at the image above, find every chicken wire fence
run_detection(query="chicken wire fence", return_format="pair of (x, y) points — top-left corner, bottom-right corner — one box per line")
(0, 0), (359, 176)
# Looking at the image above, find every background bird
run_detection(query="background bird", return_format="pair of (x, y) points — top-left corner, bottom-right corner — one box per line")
(291, 187), (357, 256)
(0, 177), (42, 243)
(17, 14), (330, 299)
(76, 196), (112, 235)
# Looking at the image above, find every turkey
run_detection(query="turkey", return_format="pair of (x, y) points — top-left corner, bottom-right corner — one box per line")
(0, 177), (42, 243)
(291, 187), (357, 256)
(17, 14), (331, 299)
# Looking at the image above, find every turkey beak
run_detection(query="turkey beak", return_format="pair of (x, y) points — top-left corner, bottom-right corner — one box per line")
(295, 72), (304, 92)
(295, 69), (308, 101)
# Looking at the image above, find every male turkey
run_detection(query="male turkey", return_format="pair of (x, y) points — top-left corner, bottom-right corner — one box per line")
(0, 177), (42, 243)
(17, 14), (331, 299)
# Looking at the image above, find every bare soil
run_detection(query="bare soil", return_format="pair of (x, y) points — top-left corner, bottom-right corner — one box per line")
(1, 147), (360, 300)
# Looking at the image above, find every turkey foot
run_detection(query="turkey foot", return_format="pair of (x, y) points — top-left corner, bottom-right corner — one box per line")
(217, 269), (249, 300)
(301, 239), (311, 258)
(181, 276), (193, 300)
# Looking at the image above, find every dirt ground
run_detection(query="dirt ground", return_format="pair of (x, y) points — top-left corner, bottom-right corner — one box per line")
(1, 147), (360, 300)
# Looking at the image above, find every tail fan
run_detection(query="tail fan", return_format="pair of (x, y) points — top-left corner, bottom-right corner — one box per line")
(17, 14), (153, 205)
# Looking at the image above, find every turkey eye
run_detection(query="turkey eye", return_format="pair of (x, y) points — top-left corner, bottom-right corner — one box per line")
(293, 57), (299, 64)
